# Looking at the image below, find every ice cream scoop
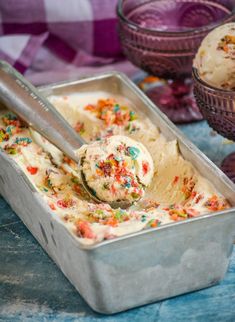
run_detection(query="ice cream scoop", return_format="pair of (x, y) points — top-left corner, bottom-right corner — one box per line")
(77, 135), (154, 206)
(193, 23), (235, 90)
(0, 61), (154, 208)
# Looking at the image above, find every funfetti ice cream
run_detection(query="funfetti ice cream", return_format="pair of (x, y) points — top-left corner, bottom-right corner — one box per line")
(0, 94), (230, 245)
(77, 135), (154, 204)
(194, 23), (235, 90)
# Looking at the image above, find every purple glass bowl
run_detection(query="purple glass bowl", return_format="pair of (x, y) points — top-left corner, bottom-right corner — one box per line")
(192, 67), (235, 141)
(117, 0), (235, 78)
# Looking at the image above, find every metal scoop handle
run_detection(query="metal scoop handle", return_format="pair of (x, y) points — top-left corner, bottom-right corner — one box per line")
(0, 61), (85, 162)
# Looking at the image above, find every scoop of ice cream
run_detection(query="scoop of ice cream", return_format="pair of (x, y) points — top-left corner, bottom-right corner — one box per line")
(194, 23), (235, 90)
(77, 135), (154, 204)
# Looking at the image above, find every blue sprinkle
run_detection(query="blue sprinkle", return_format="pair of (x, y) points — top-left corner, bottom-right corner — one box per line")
(114, 104), (120, 112)
(124, 177), (132, 188)
(127, 146), (140, 160)
(4, 112), (17, 120)
(114, 155), (123, 162)
(15, 137), (32, 144)
(6, 126), (14, 135)
(141, 214), (147, 222)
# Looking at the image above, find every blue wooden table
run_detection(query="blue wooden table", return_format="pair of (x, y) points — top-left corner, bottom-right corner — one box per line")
(0, 121), (235, 322)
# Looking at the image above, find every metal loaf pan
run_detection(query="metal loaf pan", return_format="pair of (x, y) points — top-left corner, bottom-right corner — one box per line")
(0, 72), (235, 314)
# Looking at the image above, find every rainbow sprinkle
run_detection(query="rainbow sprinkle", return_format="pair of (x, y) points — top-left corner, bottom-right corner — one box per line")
(84, 98), (138, 126)
(15, 137), (32, 146)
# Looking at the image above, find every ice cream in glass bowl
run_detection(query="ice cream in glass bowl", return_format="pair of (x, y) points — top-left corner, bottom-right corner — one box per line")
(192, 22), (235, 183)
(117, 0), (235, 123)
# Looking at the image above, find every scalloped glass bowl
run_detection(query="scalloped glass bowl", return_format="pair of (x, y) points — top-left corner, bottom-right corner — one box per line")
(117, 0), (235, 124)
(117, 0), (235, 79)
(192, 68), (235, 141)
(192, 67), (235, 183)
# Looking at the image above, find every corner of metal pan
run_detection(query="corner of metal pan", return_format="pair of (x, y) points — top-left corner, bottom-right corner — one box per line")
(37, 70), (129, 92)
(0, 150), (37, 193)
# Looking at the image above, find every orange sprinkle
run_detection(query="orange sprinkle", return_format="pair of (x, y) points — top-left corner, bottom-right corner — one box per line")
(26, 166), (38, 175)
(142, 76), (160, 83)
(105, 217), (118, 227)
(205, 195), (227, 211)
(49, 203), (56, 210)
(84, 104), (96, 111)
(75, 220), (96, 239)
(150, 219), (159, 228)
(110, 184), (117, 195)
(191, 191), (197, 199)
(63, 156), (77, 167)
(195, 194), (204, 204)
(74, 121), (84, 134)
(223, 44), (229, 53)
(172, 176), (179, 185)
(170, 213), (179, 221)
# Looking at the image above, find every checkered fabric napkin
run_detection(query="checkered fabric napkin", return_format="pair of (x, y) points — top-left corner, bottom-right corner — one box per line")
(0, 0), (137, 84)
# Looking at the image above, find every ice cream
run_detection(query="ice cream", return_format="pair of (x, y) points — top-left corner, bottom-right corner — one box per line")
(0, 94), (229, 245)
(194, 23), (235, 90)
(77, 135), (154, 204)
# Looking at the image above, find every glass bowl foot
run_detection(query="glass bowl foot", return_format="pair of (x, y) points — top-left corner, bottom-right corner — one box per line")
(221, 152), (235, 184)
(145, 77), (203, 123)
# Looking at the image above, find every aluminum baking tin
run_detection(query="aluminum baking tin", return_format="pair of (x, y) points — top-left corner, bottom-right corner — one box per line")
(0, 72), (234, 314)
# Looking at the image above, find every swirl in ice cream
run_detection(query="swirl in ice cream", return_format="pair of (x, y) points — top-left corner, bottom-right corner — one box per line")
(194, 23), (235, 90)
(77, 135), (154, 204)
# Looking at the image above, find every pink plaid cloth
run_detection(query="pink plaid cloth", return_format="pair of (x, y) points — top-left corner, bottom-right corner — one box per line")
(0, 0), (137, 85)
